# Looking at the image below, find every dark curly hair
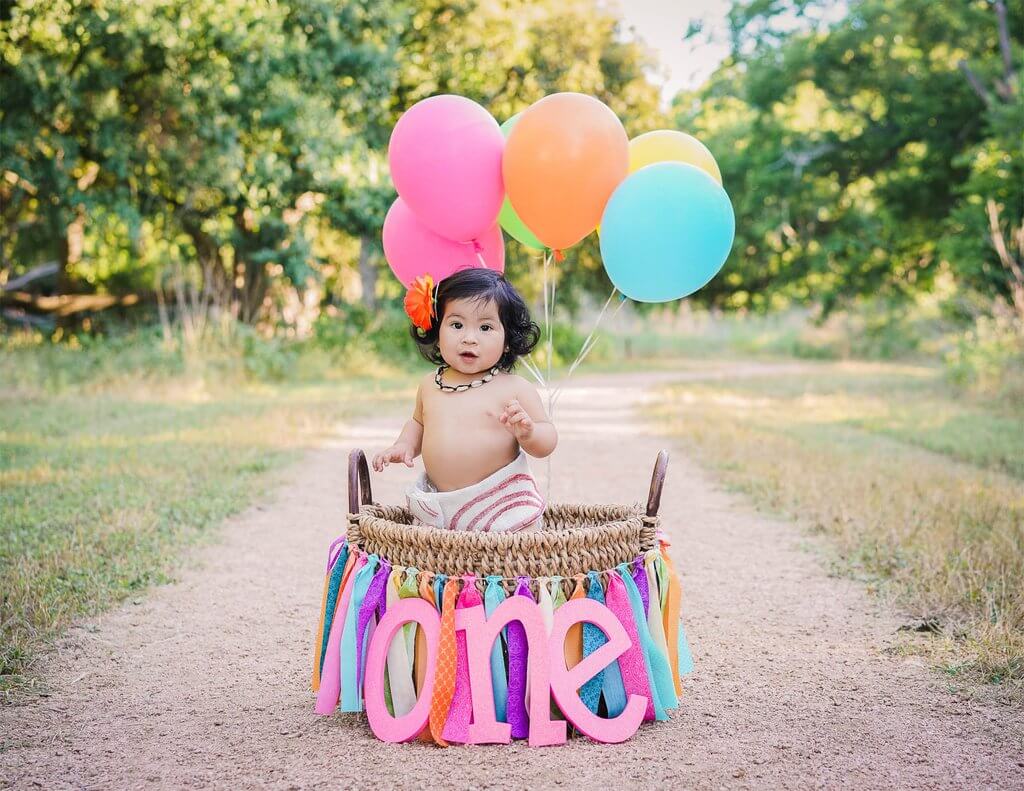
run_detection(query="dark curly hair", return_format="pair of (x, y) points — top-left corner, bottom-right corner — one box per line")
(410, 267), (540, 372)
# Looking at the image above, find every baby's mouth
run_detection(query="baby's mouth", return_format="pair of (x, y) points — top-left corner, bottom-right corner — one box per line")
(458, 351), (479, 362)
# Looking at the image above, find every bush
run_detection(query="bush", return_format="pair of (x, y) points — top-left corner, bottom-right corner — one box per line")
(944, 304), (1024, 401)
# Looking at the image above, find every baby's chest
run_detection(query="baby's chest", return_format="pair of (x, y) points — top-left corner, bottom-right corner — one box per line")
(422, 388), (510, 428)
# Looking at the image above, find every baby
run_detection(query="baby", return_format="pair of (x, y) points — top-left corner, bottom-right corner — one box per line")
(372, 267), (557, 532)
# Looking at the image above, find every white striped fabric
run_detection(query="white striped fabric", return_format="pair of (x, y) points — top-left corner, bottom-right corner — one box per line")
(406, 450), (544, 532)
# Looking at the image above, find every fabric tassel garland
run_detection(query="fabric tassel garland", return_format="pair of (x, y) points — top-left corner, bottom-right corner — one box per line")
(340, 554), (380, 712)
(605, 570), (655, 721)
(314, 551), (363, 714)
(632, 558), (650, 615)
(415, 572), (437, 744)
(583, 572), (627, 717)
(442, 575), (480, 743)
(539, 578), (565, 721)
(552, 577), (567, 610)
(506, 576), (534, 738)
(314, 533), (692, 742)
(433, 574), (446, 613)
(385, 569), (417, 717)
(313, 542), (351, 691)
(564, 576), (586, 673)
(483, 575), (509, 723)
(428, 576), (459, 746)
(398, 568), (420, 672)
(356, 559), (391, 697)
(618, 564), (675, 720)
(659, 547), (685, 694)
(655, 549), (669, 613)
(644, 555), (677, 714)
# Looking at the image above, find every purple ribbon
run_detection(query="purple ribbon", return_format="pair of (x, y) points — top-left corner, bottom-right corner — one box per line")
(355, 560), (391, 691)
(506, 576), (534, 739)
(632, 556), (650, 615)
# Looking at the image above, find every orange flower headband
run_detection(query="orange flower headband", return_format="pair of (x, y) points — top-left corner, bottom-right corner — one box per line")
(404, 274), (437, 333)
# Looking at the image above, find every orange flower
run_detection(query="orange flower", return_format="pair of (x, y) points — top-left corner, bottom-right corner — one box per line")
(404, 274), (435, 331)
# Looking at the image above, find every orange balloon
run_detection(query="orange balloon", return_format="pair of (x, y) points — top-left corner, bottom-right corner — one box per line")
(502, 93), (628, 251)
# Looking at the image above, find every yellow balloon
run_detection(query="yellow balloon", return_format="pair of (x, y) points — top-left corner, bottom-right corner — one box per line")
(628, 130), (722, 184)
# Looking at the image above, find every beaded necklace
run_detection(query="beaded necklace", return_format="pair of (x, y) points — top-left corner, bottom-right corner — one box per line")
(434, 364), (500, 393)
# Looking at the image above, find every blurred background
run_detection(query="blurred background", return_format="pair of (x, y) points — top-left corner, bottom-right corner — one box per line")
(1, 1), (1021, 697)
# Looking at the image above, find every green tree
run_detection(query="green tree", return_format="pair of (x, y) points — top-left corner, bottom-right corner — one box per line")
(681, 0), (1022, 313)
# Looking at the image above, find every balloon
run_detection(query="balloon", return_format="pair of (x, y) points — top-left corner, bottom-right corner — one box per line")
(599, 163), (734, 303)
(628, 130), (722, 184)
(383, 197), (505, 288)
(503, 93), (628, 251)
(388, 95), (505, 243)
(497, 115), (543, 250)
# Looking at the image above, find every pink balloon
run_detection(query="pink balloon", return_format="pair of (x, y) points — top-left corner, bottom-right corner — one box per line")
(388, 95), (505, 242)
(382, 197), (505, 288)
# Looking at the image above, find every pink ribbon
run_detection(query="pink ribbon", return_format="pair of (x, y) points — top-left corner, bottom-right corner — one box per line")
(605, 572), (655, 721)
(442, 575), (480, 743)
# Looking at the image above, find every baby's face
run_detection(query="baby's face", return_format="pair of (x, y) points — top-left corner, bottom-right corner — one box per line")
(438, 297), (506, 375)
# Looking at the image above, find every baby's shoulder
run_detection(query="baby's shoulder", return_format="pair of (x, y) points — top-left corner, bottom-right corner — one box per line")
(495, 372), (537, 396)
(418, 369), (436, 389)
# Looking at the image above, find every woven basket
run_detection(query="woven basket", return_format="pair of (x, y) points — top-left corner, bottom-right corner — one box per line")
(344, 449), (669, 586)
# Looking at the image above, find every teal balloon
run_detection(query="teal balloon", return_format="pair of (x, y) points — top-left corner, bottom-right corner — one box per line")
(599, 162), (734, 302)
(499, 115), (544, 250)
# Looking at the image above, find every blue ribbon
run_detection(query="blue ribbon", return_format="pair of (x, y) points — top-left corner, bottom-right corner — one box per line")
(433, 573), (447, 613)
(583, 571), (628, 717)
(678, 621), (695, 678)
(340, 554), (379, 712)
(318, 542), (349, 676)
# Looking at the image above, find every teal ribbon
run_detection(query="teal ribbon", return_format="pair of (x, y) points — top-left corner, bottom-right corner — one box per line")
(617, 564), (677, 720)
(483, 575), (509, 722)
(340, 554), (379, 712)
(678, 621), (695, 677)
(583, 571), (627, 717)
(318, 543), (349, 676)
(433, 573), (447, 613)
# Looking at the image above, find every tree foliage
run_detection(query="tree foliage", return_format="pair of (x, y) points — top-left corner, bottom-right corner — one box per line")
(682, 0), (1022, 313)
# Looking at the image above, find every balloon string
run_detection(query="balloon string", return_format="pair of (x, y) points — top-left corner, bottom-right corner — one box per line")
(520, 354), (546, 388)
(551, 290), (625, 407)
(541, 249), (555, 504)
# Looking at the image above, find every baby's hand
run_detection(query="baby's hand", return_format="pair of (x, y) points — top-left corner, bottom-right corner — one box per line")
(372, 444), (414, 472)
(499, 398), (534, 440)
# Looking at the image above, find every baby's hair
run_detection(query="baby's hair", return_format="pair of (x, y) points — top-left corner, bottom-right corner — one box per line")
(410, 267), (540, 372)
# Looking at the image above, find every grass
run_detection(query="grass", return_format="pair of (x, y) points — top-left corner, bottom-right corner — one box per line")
(0, 340), (414, 694)
(648, 359), (1024, 695)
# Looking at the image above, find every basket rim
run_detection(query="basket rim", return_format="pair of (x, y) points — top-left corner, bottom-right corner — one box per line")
(345, 502), (659, 581)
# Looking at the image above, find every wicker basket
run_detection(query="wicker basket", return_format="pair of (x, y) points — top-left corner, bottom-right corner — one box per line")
(344, 449), (669, 585)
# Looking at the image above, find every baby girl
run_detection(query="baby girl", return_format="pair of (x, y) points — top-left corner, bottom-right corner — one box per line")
(372, 268), (557, 532)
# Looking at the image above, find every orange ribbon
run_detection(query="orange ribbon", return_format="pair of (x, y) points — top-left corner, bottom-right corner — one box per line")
(428, 577), (460, 747)
(660, 547), (683, 697)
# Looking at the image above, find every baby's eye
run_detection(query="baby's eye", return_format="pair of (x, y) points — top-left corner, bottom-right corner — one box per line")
(450, 321), (463, 329)
(480, 324), (492, 332)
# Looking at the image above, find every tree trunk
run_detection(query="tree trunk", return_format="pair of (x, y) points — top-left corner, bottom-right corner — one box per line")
(357, 235), (378, 310)
(54, 208), (85, 328)
(56, 209), (85, 294)
(236, 259), (268, 324)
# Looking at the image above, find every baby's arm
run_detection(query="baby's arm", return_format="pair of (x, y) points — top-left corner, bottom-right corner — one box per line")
(500, 379), (558, 458)
(371, 385), (425, 472)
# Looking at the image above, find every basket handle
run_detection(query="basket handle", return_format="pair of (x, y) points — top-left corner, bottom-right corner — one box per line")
(646, 450), (669, 517)
(348, 449), (373, 514)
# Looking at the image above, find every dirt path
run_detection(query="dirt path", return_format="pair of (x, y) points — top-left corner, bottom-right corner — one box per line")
(2, 367), (1022, 790)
